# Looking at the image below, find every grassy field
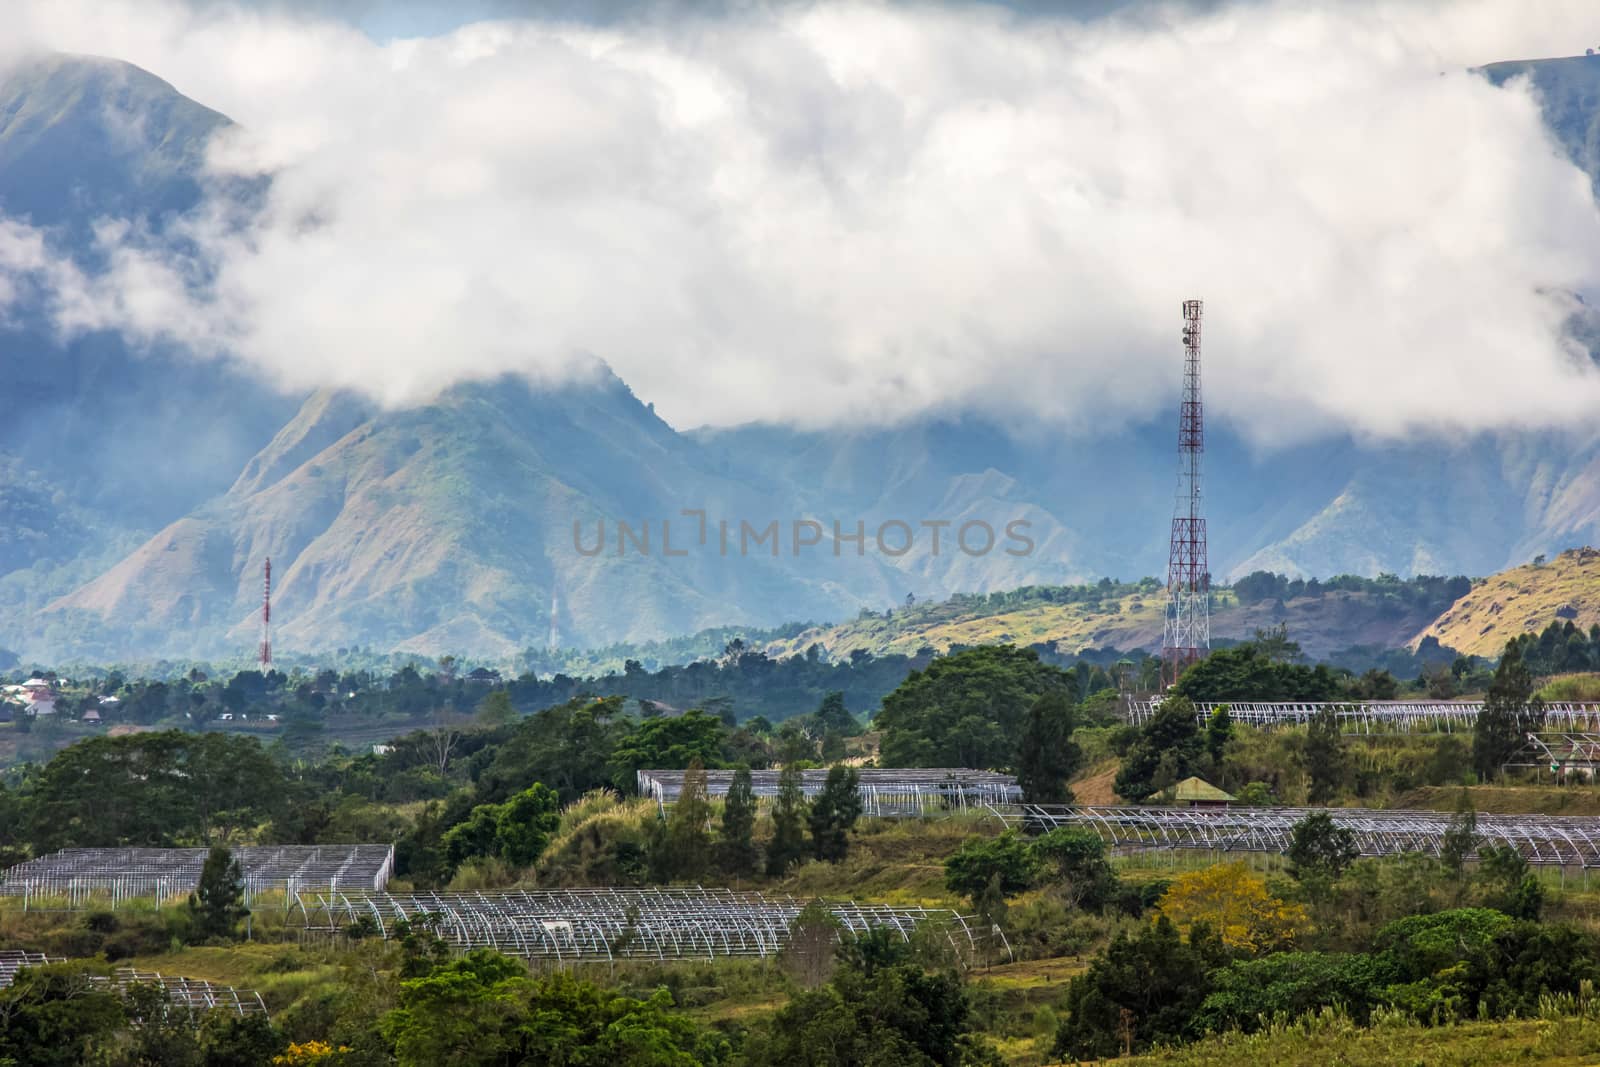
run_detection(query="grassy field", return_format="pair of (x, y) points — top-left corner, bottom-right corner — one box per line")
(1106, 1009), (1600, 1066)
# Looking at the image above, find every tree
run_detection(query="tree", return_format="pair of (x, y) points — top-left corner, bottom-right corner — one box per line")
(814, 691), (860, 736)
(477, 695), (628, 805)
(442, 784), (561, 870)
(1172, 643), (1340, 704)
(608, 708), (728, 790)
(1015, 692), (1082, 804)
(1114, 696), (1203, 802)
(717, 765), (760, 878)
(1440, 794), (1480, 876)
(188, 845), (248, 941)
(876, 646), (1071, 767)
(1286, 812), (1359, 881)
(1303, 706), (1346, 804)
(1253, 622), (1301, 663)
(1054, 916), (1221, 1060)
(663, 759), (713, 881)
(749, 931), (988, 1067)
(1029, 828), (1119, 911)
(476, 689), (515, 728)
(1204, 704), (1233, 762)
(1156, 862), (1306, 954)
(382, 949), (728, 1066)
(421, 709), (466, 776)
(945, 831), (1036, 904)
(782, 901), (843, 988)
(0, 962), (126, 1067)
(1473, 641), (1544, 780)
(766, 763), (809, 876)
(807, 764), (863, 862)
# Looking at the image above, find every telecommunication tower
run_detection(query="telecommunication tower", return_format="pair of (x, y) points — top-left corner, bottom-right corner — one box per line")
(1162, 299), (1210, 687)
(259, 558), (273, 670)
(547, 588), (560, 652)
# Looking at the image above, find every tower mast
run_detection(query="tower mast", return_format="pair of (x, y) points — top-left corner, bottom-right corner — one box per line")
(1162, 299), (1210, 687)
(259, 558), (273, 671)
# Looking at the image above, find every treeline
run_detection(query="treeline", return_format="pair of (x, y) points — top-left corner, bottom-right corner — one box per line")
(1231, 570), (1472, 609)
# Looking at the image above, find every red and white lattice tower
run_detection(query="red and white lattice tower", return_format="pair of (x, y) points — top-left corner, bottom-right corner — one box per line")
(259, 558), (273, 670)
(1162, 299), (1210, 687)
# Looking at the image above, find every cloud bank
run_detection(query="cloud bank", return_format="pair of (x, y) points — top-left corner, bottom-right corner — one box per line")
(5, 0), (1600, 442)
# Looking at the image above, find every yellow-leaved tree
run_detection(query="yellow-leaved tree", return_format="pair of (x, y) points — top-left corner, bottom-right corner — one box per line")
(1155, 861), (1306, 953)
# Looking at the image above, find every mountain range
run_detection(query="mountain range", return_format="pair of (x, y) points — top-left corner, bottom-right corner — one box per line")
(6, 51), (1600, 663)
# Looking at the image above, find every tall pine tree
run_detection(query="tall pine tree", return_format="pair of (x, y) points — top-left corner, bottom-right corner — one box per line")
(766, 764), (810, 876)
(1473, 641), (1544, 780)
(808, 764), (863, 862)
(718, 765), (760, 878)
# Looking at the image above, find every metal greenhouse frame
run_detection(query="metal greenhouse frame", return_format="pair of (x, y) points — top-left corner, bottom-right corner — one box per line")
(292, 887), (1001, 963)
(0, 845), (395, 907)
(636, 768), (1020, 816)
(1125, 699), (1600, 733)
(0, 950), (267, 1016)
(1000, 804), (1600, 867)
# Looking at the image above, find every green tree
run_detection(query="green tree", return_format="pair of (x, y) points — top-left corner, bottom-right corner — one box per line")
(1054, 916), (1224, 1060)
(717, 765), (760, 878)
(609, 708), (728, 790)
(0, 961), (126, 1067)
(1014, 692), (1082, 805)
(1172, 643), (1339, 704)
(663, 759), (713, 881)
(945, 831), (1036, 904)
(476, 689), (515, 728)
(745, 933), (989, 1066)
(1205, 704), (1233, 762)
(1303, 706), (1346, 804)
(1286, 812), (1360, 881)
(876, 646), (1071, 767)
(442, 783), (561, 870)
(815, 691), (860, 736)
(766, 764), (810, 876)
(808, 764), (863, 863)
(1473, 641), (1544, 780)
(1114, 696), (1203, 802)
(1029, 828), (1119, 911)
(188, 845), (248, 941)
(476, 695), (628, 805)
(383, 949), (728, 1066)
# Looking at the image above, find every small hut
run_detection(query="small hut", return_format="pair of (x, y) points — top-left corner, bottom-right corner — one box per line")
(1146, 776), (1234, 809)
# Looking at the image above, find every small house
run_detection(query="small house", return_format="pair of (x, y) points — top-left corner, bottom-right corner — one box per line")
(1146, 776), (1234, 809)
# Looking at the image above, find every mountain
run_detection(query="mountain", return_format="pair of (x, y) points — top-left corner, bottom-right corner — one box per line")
(0, 54), (300, 642)
(10, 52), (1600, 661)
(1416, 546), (1600, 657)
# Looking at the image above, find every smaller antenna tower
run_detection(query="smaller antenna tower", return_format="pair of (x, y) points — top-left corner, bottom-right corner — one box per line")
(259, 558), (273, 670)
(547, 588), (560, 652)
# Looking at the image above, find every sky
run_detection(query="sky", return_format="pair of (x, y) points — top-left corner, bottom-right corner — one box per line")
(4, 0), (1600, 442)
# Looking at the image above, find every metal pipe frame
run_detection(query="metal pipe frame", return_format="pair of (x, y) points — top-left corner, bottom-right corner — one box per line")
(1001, 804), (1600, 867)
(1126, 699), (1600, 734)
(292, 887), (991, 963)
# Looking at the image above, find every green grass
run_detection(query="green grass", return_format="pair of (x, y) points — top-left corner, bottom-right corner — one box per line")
(1109, 1009), (1600, 1066)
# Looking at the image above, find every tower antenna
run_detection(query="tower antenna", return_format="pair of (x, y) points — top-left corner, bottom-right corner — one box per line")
(1162, 299), (1210, 687)
(259, 558), (273, 671)
(547, 587), (560, 652)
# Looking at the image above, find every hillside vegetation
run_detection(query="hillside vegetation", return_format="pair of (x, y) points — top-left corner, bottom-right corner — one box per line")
(764, 573), (1470, 663)
(1418, 548), (1600, 658)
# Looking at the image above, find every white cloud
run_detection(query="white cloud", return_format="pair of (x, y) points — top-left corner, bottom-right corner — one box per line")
(6, 0), (1600, 442)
